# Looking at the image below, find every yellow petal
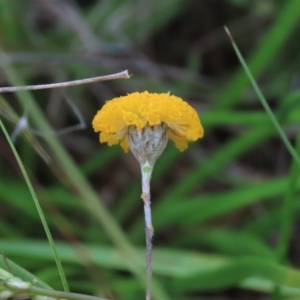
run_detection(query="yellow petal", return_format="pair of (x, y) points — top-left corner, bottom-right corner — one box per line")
(92, 91), (204, 152)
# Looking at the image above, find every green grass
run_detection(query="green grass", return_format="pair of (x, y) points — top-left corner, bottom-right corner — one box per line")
(1, 0), (300, 299)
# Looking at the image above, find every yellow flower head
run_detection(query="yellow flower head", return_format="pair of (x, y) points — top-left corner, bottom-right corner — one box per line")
(92, 91), (204, 152)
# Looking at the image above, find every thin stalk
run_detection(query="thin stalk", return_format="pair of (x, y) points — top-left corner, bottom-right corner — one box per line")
(0, 70), (130, 92)
(0, 118), (69, 292)
(141, 164), (154, 300)
(225, 25), (300, 300)
(224, 26), (300, 168)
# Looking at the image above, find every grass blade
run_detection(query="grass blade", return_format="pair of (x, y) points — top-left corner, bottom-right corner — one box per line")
(0, 118), (69, 292)
(224, 26), (300, 168)
(277, 128), (300, 262)
(217, 0), (300, 109)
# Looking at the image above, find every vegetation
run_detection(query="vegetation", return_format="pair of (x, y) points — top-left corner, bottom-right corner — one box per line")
(1, 0), (300, 299)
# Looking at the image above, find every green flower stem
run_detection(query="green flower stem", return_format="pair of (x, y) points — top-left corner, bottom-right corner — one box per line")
(0, 118), (69, 292)
(141, 162), (154, 300)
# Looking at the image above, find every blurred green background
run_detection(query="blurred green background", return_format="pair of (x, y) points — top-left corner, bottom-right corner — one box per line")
(1, 0), (300, 299)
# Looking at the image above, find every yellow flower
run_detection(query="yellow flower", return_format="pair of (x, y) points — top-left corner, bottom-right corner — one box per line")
(92, 91), (204, 152)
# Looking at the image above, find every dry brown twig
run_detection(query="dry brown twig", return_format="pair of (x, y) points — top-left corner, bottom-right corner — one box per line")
(0, 70), (130, 93)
